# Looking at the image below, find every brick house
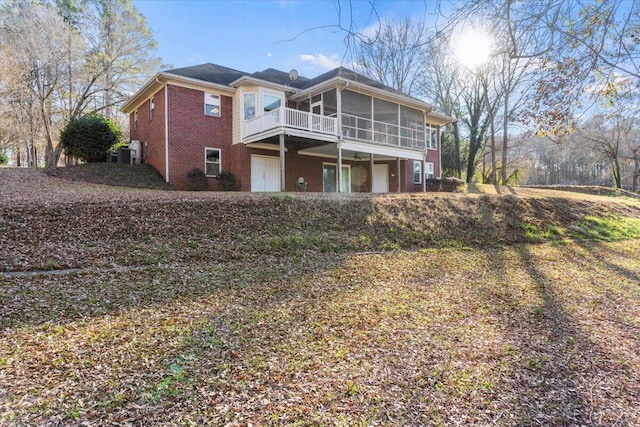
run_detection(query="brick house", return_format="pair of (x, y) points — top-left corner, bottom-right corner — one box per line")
(121, 63), (454, 192)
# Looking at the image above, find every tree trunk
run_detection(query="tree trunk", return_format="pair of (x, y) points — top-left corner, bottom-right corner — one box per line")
(610, 156), (621, 188)
(453, 121), (462, 179)
(633, 155), (640, 193)
(490, 116), (497, 185)
(502, 90), (509, 185)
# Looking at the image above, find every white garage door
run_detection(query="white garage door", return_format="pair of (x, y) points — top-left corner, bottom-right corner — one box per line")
(251, 155), (280, 192)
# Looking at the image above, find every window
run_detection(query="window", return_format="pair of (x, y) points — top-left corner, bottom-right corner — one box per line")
(425, 162), (435, 179)
(243, 93), (256, 120)
(413, 161), (422, 184)
(204, 92), (221, 117)
(205, 148), (221, 177)
(149, 97), (155, 120)
(263, 93), (281, 113)
(133, 110), (138, 130)
(427, 125), (438, 149)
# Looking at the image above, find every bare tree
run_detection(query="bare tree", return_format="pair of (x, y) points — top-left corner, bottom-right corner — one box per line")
(355, 17), (428, 96)
(0, 0), (161, 169)
(0, 1), (70, 167)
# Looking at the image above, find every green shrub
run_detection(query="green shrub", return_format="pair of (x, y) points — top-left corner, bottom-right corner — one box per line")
(216, 171), (237, 191)
(186, 168), (208, 191)
(0, 151), (7, 165)
(60, 114), (123, 163)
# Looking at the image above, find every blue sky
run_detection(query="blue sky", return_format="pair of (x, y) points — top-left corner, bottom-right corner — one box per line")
(132, 0), (441, 77)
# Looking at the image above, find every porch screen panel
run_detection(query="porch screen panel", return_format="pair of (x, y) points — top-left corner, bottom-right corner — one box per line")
(298, 99), (310, 112)
(400, 105), (425, 149)
(373, 98), (398, 145)
(323, 89), (337, 116)
(341, 90), (372, 140)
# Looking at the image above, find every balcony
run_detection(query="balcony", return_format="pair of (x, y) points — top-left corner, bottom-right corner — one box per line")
(243, 107), (338, 139)
(243, 108), (428, 152)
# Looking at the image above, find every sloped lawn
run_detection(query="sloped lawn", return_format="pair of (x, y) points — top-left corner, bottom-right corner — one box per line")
(1, 168), (639, 425)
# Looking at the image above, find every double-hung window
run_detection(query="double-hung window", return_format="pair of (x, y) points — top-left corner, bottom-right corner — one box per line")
(205, 148), (221, 177)
(133, 110), (138, 130)
(204, 92), (221, 117)
(149, 97), (155, 120)
(413, 161), (422, 184)
(425, 162), (435, 179)
(244, 93), (256, 120)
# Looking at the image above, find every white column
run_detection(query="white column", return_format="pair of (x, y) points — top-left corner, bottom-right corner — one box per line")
(397, 158), (401, 192)
(422, 159), (427, 192)
(279, 134), (286, 192)
(370, 152), (374, 192)
(336, 87), (342, 137)
(337, 141), (343, 193)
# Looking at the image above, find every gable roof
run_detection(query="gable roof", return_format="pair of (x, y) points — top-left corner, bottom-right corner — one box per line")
(123, 62), (450, 120)
(166, 63), (247, 86)
(298, 67), (395, 92)
(248, 68), (310, 87)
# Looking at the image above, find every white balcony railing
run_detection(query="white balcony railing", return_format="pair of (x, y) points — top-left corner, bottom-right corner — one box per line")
(243, 108), (427, 151)
(243, 107), (338, 139)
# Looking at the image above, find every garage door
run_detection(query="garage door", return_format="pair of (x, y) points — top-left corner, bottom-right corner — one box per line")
(251, 155), (280, 192)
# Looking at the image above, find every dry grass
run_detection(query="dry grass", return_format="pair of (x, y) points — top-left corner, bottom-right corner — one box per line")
(1, 168), (640, 426)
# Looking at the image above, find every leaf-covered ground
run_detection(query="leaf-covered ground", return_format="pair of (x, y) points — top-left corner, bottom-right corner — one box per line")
(1, 168), (640, 426)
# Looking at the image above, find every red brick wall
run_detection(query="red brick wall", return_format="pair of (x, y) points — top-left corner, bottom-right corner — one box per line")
(403, 159), (422, 192)
(129, 82), (439, 193)
(166, 85), (235, 190)
(130, 87), (166, 181)
(426, 149), (440, 177)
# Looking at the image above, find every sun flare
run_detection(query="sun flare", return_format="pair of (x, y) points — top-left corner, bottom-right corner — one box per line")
(454, 28), (493, 70)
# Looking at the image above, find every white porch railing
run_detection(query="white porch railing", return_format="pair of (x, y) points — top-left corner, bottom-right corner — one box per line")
(341, 113), (426, 150)
(243, 107), (338, 139)
(243, 108), (426, 151)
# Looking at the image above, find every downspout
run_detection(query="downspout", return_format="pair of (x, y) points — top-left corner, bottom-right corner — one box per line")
(156, 76), (169, 183)
(423, 111), (428, 193)
(337, 84), (344, 193)
(437, 124), (442, 179)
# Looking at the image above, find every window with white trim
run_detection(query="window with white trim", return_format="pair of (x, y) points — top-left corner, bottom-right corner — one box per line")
(204, 92), (221, 117)
(243, 93), (256, 120)
(426, 125), (438, 150)
(413, 161), (422, 184)
(205, 148), (221, 177)
(425, 162), (435, 179)
(149, 97), (155, 120)
(133, 110), (138, 130)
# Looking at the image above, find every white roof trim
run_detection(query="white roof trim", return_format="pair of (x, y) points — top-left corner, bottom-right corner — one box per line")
(121, 72), (236, 113)
(230, 75), (300, 93)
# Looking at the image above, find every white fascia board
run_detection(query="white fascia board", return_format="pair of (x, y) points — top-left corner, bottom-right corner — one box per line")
(427, 111), (457, 125)
(121, 72), (236, 114)
(121, 73), (163, 113)
(160, 72), (237, 96)
(230, 75), (299, 93)
(341, 140), (424, 161)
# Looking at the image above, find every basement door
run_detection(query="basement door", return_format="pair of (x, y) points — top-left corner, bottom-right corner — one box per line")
(372, 164), (389, 193)
(251, 155), (280, 192)
(323, 163), (351, 193)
